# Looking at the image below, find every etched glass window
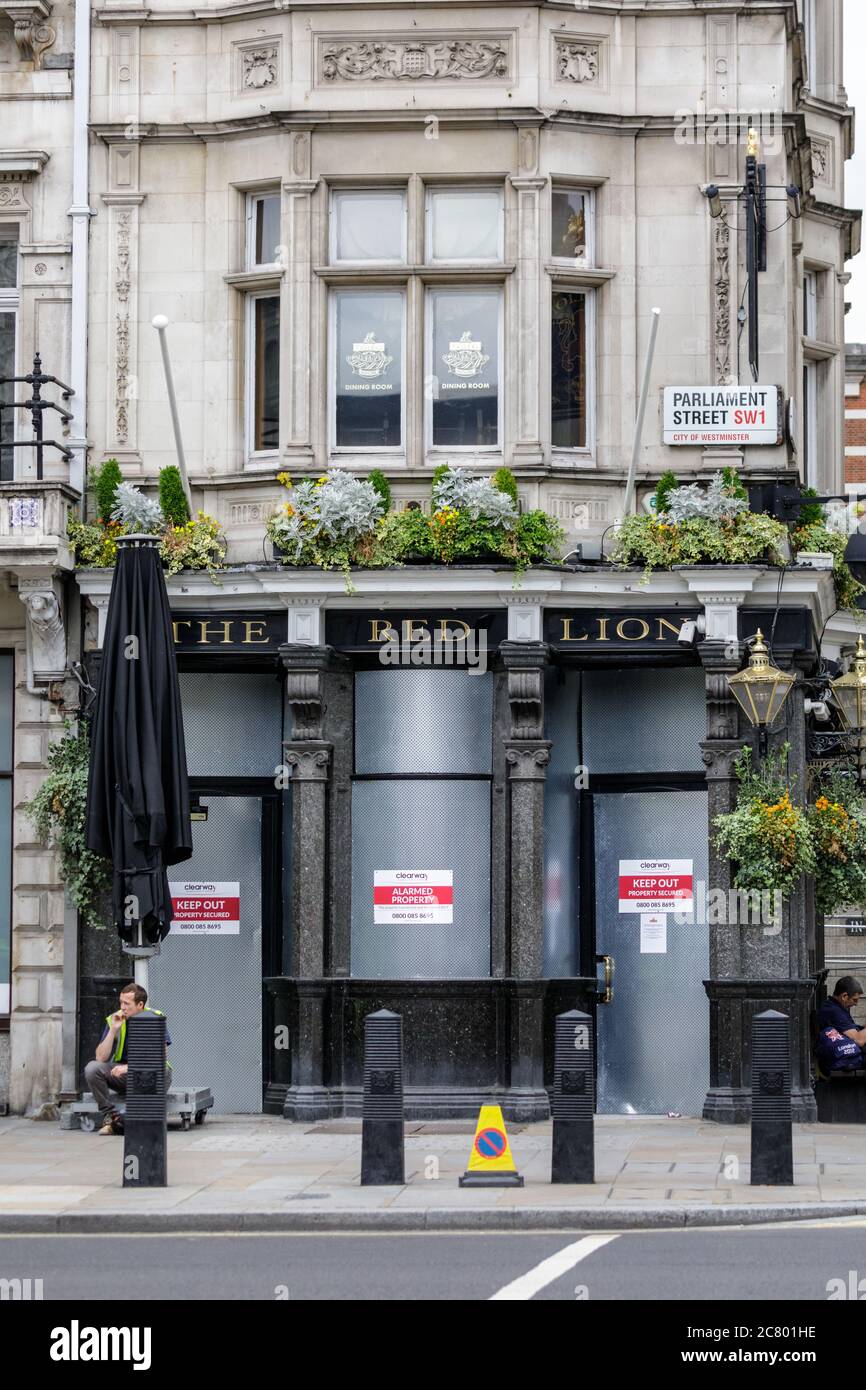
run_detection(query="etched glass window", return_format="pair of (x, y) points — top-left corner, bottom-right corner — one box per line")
(551, 290), (587, 449)
(334, 289), (404, 449)
(429, 288), (500, 448)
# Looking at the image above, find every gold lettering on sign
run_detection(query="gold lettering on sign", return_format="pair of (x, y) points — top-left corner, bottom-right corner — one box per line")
(172, 620), (193, 643)
(559, 617), (588, 642)
(437, 618), (470, 642)
(197, 621), (233, 645)
(369, 619), (397, 642)
(402, 619), (430, 643)
(243, 620), (269, 645)
(656, 617), (680, 641)
(597, 617), (610, 641)
(616, 618), (651, 642)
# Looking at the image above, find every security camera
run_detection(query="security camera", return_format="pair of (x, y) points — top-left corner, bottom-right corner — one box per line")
(678, 615), (707, 648)
(804, 698), (831, 723)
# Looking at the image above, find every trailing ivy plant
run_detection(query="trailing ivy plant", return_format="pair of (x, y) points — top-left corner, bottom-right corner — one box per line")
(790, 521), (866, 613)
(26, 722), (112, 930)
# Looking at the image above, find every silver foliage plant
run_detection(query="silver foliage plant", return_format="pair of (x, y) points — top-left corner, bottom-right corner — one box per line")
(110, 482), (165, 533)
(432, 467), (518, 526)
(665, 473), (750, 525)
(273, 469), (385, 560)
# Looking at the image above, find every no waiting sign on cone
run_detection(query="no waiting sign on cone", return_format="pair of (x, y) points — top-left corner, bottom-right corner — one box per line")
(459, 1104), (524, 1188)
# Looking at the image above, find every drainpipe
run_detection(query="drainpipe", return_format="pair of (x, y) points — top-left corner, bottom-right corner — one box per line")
(66, 0), (94, 499)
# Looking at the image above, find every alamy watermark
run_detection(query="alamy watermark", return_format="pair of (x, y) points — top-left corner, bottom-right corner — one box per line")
(377, 623), (488, 675)
(674, 106), (784, 156)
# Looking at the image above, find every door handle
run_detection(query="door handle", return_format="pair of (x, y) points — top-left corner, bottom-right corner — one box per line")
(595, 952), (614, 1005)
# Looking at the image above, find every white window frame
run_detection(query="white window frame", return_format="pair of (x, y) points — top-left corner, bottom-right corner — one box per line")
(550, 185), (595, 269)
(246, 190), (282, 271)
(245, 289), (281, 461)
(803, 358), (818, 486)
(550, 284), (596, 458)
(329, 286), (407, 455)
(425, 186), (504, 267)
(329, 188), (408, 266)
(0, 227), (20, 481)
(802, 0), (817, 91)
(804, 268), (819, 339)
(425, 285), (503, 455)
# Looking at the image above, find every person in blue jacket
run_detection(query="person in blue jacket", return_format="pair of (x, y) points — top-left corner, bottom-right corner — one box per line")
(817, 976), (866, 1049)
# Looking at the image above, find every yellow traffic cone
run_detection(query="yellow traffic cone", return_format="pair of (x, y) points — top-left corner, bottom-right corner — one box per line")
(459, 1103), (524, 1188)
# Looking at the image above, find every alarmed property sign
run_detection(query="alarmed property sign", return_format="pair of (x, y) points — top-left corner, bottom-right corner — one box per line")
(169, 882), (240, 934)
(618, 860), (694, 914)
(663, 386), (781, 445)
(374, 870), (453, 924)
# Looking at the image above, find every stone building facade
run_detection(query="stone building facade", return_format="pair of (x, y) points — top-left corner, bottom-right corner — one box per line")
(3, 0), (865, 1118)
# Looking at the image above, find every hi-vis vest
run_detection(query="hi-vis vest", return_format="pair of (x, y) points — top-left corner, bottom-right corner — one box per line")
(105, 1008), (172, 1070)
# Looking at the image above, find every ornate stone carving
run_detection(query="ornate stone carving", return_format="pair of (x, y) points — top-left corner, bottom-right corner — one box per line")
(114, 210), (132, 446)
(713, 217), (731, 384)
(283, 745), (331, 782)
(7, 5), (55, 68)
(284, 670), (325, 741)
(18, 578), (66, 683)
(242, 45), (278, 89)
(0, 183), (26, 208)
(505, 744), (551, 780)
(500, 641), (549, 739)
(555, 39), (599, 84)
(320, 38), (509, 83)
(810, 138), (832, 184)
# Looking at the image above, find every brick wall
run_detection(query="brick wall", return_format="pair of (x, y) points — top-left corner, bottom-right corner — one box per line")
(845, 346), (866, 487)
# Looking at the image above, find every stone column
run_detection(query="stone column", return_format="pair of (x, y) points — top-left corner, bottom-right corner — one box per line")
(701, 633), (818, 1123)
(281, 154), (318, 471)
(500, 640), (550, 1121)
(509, 161), (545, 467)
(279, 643), (333, 1120)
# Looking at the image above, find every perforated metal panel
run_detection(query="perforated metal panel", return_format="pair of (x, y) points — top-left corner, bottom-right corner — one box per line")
(582, 667), (706, 774)
(355, 670), (492, 775)
(179, 673), (282, 777)
(149, 796), (263, 1112)
(351, 780), (491, 978)
(594, 790), (710, 1116)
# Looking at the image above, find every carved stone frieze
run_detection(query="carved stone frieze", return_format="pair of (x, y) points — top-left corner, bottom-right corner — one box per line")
(240, 42), (279, 91)
(713, 217), (731, 385)
(554, 39), (600, 84)
(320, 37), (510, 83)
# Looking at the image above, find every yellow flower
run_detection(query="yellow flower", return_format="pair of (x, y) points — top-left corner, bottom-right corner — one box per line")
(285, 504), (295, 518)
(277, 471), (292, 489)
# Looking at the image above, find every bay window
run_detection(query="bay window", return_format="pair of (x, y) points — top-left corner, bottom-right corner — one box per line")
(248, 191), (281, 268)
(331, 189), (406, 264)
(551, 187), (593, 265)
(426, 187), (502, 263)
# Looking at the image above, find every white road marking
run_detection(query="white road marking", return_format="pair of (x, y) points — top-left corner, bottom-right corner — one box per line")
(489, 1234), (619, 1300)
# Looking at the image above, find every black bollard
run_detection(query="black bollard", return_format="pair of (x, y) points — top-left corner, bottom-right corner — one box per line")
(360, 1009), (404, 1186)
(551, 1009), (595, 1183)
(123, 1011), (167, 1188)
(750, 1009), (793, 1186)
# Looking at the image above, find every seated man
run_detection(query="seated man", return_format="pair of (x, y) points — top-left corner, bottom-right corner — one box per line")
(84, 982), (172, 1135)
(816, 975), (866, 1070)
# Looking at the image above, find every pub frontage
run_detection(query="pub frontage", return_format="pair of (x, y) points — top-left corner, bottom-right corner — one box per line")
(74, 558), (837, 1125)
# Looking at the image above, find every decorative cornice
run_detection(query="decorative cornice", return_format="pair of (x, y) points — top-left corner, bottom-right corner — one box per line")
(2, 1), (56, 69)
(0, 149), (50, 181)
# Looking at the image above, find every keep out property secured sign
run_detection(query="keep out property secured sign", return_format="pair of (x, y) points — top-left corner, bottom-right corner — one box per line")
(374, 871), (453, 925)
(169, 882), (241, 934)
(618, 860), (694, 914)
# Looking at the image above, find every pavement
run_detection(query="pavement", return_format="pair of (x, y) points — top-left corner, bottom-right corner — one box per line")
(1, 1111), (866, 1232)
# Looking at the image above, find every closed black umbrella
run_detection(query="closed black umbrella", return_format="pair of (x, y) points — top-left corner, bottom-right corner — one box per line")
(85, 535), (192, 944)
